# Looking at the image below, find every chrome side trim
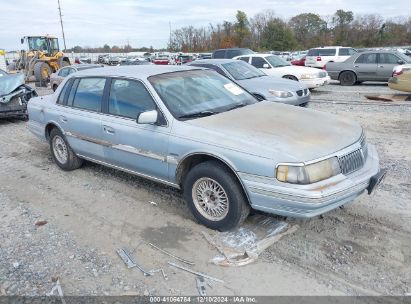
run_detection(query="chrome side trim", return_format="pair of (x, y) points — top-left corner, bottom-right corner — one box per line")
(65, 131), (168, 162)
(77, 154), (180, 189)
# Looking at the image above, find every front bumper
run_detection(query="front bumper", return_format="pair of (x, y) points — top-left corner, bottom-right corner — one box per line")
(240, 144), (381, 218)
(267, 93), (310, 106)
(300, 76), (330, 89)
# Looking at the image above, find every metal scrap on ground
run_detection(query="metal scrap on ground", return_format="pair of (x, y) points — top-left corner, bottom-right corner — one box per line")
(46, 279), (66, 304)
(117, 248), (152, 276)
(196, 276), (207, 296)
(148, 242), (195, 265)
(202, 215), (298, 266)
(168, 262), (224, 284)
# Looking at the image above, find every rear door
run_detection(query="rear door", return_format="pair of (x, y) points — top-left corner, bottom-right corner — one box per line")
(100, 77), (170, 180)
(353, 53), (378, 81)
(59, 77), (108, 160)
(377, 53), (403, 80)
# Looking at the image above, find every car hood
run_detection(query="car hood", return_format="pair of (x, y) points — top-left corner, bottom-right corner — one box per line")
(275, 65), (322, 76)
(236, 75), (306, 93)
(178, 101), (362, 162)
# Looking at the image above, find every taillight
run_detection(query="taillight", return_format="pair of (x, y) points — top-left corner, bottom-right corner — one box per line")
(323, 64), (327, 70)
(316, 56), (322, 61)
(393, 70), (403, 77)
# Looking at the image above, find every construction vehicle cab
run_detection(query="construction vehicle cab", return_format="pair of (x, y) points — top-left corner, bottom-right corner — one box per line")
(14, 35), (70, 85)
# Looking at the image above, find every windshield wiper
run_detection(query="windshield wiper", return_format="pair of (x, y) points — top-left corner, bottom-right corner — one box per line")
(225, 103), (247, 111)
(179, 111), (217, 119)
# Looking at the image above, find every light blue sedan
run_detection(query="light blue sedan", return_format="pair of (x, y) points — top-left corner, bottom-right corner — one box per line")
(27, 66), (385, 230)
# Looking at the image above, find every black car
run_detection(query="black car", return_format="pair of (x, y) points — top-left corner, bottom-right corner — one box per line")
(212, 48), (254, 59)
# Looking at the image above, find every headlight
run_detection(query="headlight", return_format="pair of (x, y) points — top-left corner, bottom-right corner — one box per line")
(300, 73), (316, 79)
(276, 157), (341, 184)
(269, 90), (293, 98)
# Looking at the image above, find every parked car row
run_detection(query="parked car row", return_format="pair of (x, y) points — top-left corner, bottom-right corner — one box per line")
(27, 64), (385, 230)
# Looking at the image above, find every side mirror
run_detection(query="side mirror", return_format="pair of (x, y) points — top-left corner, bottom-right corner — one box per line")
(20, 38), (24, 44)
(263, 63), (270, 69)
(397, 60), (405, 65)
(137, 110), (158, 125)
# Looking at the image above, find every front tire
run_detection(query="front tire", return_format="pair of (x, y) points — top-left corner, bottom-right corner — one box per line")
(183, 161), (250, 231)
(339, 71), (356, 86)
(34, 62), (52, 84)
(49, 128), (83, 171)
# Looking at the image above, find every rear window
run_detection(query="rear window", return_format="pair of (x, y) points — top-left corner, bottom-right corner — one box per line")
(307, 48), (336, 56)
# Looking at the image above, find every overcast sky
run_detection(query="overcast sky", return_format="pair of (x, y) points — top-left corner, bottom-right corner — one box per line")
(0, 0), (409, 50)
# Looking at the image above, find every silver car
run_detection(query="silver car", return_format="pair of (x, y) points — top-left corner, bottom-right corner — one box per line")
(27, 66), (384, 230)
(326, 50), (411, 85)
(188, 59), (310, 106)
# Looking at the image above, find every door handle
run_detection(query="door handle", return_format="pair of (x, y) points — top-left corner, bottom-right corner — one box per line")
(378, 65), (384, 68)
(354, 65), (359, 68)
(59, 115), (67, 123)
(103, 125), (115, 134)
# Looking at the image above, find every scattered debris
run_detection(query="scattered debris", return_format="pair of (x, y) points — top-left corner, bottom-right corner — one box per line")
(168, 262), (224, 284)
(35, 220), (48, 227)
(148, 242), (195, 265)
(149, 201), (157, 206)
(365, 94), (411, 102)
(116, 248), (152, 276)
(150, 268), (168, 280)
(46, 278), (66, 304)
(196, 276), (207, 296)
(202, 215), (298, 266)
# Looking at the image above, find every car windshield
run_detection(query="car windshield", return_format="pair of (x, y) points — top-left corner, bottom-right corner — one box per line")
(222, 61), (266, 80)
(149, 69), (257, 120)
(27, 37), (49, 52)
(265, 55), (290, 67)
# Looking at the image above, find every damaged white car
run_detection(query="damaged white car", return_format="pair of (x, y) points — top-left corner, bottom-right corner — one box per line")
(0, 71), (37, 119)
(27, 66), (385, 230)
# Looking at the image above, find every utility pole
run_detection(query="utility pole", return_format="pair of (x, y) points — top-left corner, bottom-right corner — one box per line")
(169, 21), (172, 52)
(57, 0), (67, 51)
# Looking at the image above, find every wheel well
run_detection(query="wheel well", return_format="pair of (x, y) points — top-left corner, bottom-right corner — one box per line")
(63, 57), (70, 64)
(45, 123), (59, 141)
(282, 75), (298, 81)
(176, 154), (249, 198)
(338, 70), (357, 79)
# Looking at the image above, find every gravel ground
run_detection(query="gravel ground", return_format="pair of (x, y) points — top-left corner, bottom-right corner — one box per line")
(0, 82), (410, 296)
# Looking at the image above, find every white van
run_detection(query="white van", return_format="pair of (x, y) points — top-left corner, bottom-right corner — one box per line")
(305, 46), (357, 68)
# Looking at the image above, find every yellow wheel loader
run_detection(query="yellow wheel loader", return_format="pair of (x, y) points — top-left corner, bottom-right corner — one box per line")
(10, 36), (70, 85)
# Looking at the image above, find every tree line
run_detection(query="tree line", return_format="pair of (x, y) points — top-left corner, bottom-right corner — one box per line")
(168, 9), (411, 52)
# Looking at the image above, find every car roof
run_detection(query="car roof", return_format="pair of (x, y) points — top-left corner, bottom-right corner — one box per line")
(213, 48), (251, 51)
(235, 53), (272, 58)
(73, 65), (200, 78)
(189, 59), (236, 65)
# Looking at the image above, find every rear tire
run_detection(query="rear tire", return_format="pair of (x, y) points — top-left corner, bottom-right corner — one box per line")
(183, 161), (250, 231)
(339, 71), (357, 86)
(49, 128), (83, 171)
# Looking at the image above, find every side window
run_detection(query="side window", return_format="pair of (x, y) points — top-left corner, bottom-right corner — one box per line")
(108, 79), (156, 119)
(379, 53), (400, 64)
(251, 57), (268, 68)
(227, 50), (241, 58)
(56, 79), (72, 105)
(318, 49), (336, 56)
(72, 78), (106, 112)
(238, 56), (250, 63)
(355, 53), (377, 64)
(58, 68), (69, 77)
(213, 50), (225, 58)
(67, 68), (76, 75)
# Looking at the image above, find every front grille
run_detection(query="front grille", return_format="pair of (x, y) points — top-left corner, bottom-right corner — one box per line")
(297, 90), (303, 96)
(338, 149), (364, 175)
(360, 135), (368, 160)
